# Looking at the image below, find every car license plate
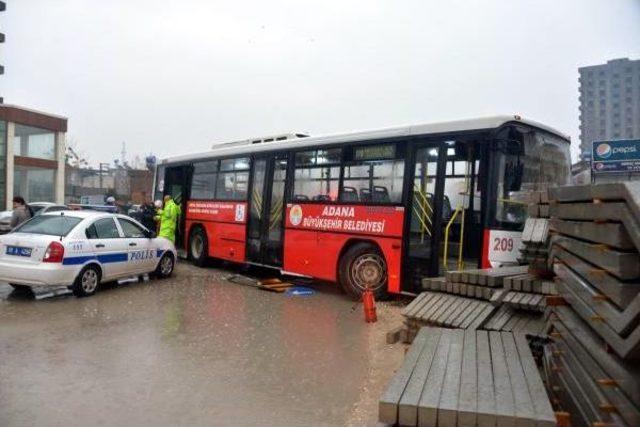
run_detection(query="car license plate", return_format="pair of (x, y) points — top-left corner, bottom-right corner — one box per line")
(6, 246), (32, 257)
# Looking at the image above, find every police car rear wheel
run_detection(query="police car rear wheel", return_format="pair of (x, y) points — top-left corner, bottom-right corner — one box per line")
(72, 266), (100, 297)
(156, 253), (174, 278)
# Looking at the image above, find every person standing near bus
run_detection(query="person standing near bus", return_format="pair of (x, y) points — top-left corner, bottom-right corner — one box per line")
(155, 195), (181, 243)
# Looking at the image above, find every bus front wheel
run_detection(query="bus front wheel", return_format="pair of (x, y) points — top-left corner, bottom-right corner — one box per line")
(189, 227), (208, 267)
(338, 243), (388, 301)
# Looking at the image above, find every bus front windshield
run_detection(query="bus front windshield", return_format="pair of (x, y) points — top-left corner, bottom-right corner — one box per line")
(495, 128), (571, 228)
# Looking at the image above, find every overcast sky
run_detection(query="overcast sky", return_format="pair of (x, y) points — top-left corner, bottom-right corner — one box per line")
(2, 0), (639, 165)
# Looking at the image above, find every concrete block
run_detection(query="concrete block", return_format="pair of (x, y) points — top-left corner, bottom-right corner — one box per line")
(489, 331), (516, 427)
(553, 306), (640, 405)
(557, 280), (640, 359)
(552, 246), (640, 309)
(398, 328), (443, 426)
(437, 329), (464, 427)
(458, 330), (478, 427)
(550, 201), (640, 252)
(555, 263), (640, 336)
(379, 328), (431, 424)
(551, 314), (640, 425)
(476, 331), (496, 427)
(501, 333), (536, 427)
(417, 330), (452, 427)
(550, 219), (635, 250)
(552, 235), (640, 280)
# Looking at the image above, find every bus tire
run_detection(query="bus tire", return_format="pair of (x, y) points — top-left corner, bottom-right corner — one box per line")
(189, 227), (208, 267)
(338, 242), (389, 301)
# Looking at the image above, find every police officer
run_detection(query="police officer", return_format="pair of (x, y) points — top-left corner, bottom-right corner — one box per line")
(139, 202), (158, 232)
(155, 195), (181, 243)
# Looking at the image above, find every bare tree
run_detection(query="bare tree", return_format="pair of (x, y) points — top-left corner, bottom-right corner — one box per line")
(65, 137), (89, 168)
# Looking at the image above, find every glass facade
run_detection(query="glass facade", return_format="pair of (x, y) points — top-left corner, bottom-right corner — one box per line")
(14, 124), (56, 160)
(14, 166), (55, 202)
(0, 121), (5, 208)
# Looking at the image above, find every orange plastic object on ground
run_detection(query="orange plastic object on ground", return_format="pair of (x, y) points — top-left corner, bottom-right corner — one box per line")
(363, 288), (377, 323)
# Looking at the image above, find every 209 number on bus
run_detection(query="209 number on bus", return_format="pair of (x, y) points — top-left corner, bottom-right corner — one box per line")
(492, 237), (514, 252)
(487, 229), (522, 266)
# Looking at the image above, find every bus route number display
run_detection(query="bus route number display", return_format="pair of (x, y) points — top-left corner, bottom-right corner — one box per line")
(354, 144), (396, 161)
(488, 229), (521, 265)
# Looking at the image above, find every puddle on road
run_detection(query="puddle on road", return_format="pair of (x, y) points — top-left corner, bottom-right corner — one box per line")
(0, 262), (400, 426)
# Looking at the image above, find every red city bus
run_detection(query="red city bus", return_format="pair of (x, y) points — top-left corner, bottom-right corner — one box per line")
(155, 116), (571, 299)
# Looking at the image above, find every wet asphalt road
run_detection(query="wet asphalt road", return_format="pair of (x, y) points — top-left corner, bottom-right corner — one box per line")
(0, 262), (402, 427)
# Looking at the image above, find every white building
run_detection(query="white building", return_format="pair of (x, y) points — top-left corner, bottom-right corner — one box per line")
(0, 104), (67, 209)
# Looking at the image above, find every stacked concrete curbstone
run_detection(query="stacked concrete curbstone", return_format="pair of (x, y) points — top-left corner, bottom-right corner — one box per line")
(546, 182), (640, 426)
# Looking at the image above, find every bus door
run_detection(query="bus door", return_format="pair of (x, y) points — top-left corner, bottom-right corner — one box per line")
(404, 143), (446, 291)
(163, 164), (192, 252)
(246, 154), (288, 266)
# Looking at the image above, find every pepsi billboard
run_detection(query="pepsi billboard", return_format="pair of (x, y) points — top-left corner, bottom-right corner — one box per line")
(592, 139), (640, 173)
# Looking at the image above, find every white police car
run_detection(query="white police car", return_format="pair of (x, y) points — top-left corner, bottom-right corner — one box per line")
(0, 211), (176, 297)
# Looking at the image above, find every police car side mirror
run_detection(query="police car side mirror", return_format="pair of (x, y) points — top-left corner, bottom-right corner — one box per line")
(145, 230), (157, 239)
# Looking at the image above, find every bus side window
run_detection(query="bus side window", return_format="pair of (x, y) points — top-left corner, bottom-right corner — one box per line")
(217, 158), (250, 200)
(341, 159), (404, 204)
(293, 149), (341, 201)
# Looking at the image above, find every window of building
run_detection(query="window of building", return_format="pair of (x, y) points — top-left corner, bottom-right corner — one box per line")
(293, 148), (341, 201)
(13, 124), (56, 160)
(0, 121), (5, 208)
(190, 160), (218, 200)
(13, 166), (55, 202)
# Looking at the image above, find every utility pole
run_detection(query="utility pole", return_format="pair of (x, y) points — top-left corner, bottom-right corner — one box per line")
(0, 1), (6, 104)
(121, 142), (127, 167)
(99, 162), (110, 191)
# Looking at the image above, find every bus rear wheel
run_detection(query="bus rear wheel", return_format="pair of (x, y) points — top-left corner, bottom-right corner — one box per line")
(338, 243), (388, 301)
(189, 227), (208, 267)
